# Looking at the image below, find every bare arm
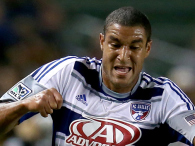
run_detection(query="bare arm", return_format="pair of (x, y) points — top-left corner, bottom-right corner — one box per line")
(0, 88), (63, 135)
(0, 101), (28, 135)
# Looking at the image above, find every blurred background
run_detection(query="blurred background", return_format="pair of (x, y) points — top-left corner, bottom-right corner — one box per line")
(0, 0), (195, 145)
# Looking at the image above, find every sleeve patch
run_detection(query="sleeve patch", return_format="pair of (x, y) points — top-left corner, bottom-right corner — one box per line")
(184, 113), (195, 126)
(8, 82), (32, 100)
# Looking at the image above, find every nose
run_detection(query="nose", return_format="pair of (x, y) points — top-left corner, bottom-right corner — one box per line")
(117, 46), (130, 62)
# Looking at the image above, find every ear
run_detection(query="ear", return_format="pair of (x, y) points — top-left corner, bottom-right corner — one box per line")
(145, 40), (152, 58)
(99, 33), (105, 51)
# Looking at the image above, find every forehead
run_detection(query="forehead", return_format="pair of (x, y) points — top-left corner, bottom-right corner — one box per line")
(106, 24), (147, 42)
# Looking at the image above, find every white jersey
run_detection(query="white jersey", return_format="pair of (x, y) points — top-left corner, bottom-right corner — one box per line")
(1, 56), (195, 146)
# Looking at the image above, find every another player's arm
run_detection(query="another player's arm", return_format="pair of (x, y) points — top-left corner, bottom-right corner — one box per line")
(0, 88), (63, 135)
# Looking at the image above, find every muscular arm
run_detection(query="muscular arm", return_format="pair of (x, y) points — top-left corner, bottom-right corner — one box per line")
(0, 88), (63, 135)
(0, 101), (28, 135)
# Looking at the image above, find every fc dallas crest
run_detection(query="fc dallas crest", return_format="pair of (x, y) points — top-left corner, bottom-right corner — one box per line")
(131, 102), (151, 121)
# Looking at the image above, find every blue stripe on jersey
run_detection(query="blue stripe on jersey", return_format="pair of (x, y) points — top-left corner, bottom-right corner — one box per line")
(131, 87), (164, 100)
(84, 57), (102, 66)
(33, 56), (76, 82)
(35, 60), (58, 80)
(136, 122), (193, 145)
(51, 106), (85, 146)
(143, 73), (194, 110)
(142, 73), (153, 84)
(158, 77), (194, 110)
(37, 56), (76, 82)
(31, 66), (43, 77)
(163, 123), (193, 146)
(73, 61), (101, 91)
(19, 112), (38, 124)
(142, 78), (149, 84)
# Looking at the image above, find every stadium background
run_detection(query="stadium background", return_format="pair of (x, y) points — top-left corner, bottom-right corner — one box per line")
(0, 0), (195, 145)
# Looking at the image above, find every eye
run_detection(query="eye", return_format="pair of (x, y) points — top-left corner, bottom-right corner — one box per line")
(130, 46), (140, 50)
(111, 43), (121, 48)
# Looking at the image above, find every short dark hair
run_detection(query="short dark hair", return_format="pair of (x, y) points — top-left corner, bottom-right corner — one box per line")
(103, 6), (152, 42)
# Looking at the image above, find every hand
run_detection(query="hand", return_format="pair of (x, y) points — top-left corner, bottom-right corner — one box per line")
(22, 88), (63, 117)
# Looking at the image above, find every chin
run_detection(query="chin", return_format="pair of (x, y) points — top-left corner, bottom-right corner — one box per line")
(113, 80), (130, 88)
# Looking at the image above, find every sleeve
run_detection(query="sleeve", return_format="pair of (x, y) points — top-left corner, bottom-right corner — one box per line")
(0, 75), (48, 123)
(0, 56), (76, 123)
(160, 83), (195, 144)
(0, 56), (76, 103)
(30, 56), (76, 98)
(167, 110), (195, 144)
(0, 75), (47, 102)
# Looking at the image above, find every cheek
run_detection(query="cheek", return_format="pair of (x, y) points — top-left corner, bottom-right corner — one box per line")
(132, 53), (145, 65)
(103, 49), (116, 61)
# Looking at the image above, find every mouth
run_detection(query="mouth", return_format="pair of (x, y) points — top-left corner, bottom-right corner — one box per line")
(114, 66), (132, 74)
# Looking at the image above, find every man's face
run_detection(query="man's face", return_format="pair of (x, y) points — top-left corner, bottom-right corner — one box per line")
(100, 24), (152, 93)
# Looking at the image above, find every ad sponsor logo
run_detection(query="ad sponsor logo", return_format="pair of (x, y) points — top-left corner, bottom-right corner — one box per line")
(66, 117), (141, 146)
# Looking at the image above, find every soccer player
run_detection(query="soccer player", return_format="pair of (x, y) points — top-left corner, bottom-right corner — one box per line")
(0, 6), (195, 146)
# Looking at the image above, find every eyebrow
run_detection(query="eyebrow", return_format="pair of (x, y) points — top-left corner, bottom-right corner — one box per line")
(109, 35), (144, 44)
(109, 36), (120, 42)
(131, 38), (143, 44)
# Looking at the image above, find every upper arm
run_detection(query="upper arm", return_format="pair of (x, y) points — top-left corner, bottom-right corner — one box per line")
(30, 56), (75, 97)
(0, 75), (47, 103)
